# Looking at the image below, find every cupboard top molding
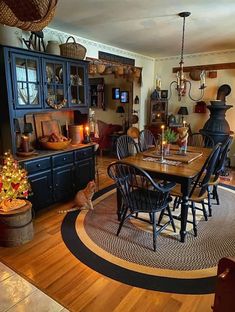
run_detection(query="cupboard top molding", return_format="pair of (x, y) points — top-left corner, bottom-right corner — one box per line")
(172, 62), (235, 73)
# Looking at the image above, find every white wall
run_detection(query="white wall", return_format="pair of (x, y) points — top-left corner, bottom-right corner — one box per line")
(155, 50), (235, 165)
(39, 28), (235, 165)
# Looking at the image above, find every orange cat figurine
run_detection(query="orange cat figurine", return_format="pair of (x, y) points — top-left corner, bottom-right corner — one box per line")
(58, 180), (96, 213)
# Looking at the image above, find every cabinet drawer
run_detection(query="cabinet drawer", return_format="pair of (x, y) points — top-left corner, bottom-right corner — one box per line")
(74, 147), (93, 161)
(23, 157), (51, 174)
(52, 152), (74, 168)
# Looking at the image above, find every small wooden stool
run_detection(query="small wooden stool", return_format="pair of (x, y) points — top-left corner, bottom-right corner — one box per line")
(0, 200), (34, 247)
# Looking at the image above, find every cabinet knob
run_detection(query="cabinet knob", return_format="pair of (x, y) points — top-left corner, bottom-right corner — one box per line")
(55, 183), (58, 187)
(49, 185), (53, 189)
(36, 164), (41, 168)
(63, 157), (66, 161)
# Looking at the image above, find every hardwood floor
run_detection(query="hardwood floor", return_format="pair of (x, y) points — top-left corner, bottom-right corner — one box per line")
(0, 154), (234, 312)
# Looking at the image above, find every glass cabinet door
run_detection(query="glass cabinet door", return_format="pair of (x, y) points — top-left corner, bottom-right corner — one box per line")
(150, 100), (167, 125)
(11, 54), (41, 109)
(43, 60), (67, 109)
(68, 63), (87, 107)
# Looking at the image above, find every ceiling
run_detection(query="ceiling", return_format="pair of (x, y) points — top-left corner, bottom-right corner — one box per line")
(50, 0), (235, 58)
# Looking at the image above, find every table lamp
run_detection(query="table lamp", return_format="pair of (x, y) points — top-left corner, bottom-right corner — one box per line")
(177, 106), (188, 124)
(116, 105), (125, 115)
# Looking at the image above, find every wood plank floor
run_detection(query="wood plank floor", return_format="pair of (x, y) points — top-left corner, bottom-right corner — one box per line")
(0, 155), (234, 312)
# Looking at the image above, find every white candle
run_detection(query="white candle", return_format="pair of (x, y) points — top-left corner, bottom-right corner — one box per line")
(176, 71), (180, 86)
(161, 125), (165, 141)
(161, 125), (165, 154)
(202, 71), (206, 85)
(183, 120), (186, 127)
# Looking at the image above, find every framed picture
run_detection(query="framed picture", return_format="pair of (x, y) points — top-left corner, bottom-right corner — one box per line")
(161, 90), (168, 99)
(112, 88), (120, 100)
(120, 91), (129, 103)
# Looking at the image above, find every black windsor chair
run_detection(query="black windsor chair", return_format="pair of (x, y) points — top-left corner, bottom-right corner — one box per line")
(188, 133), (215, 148)
(138, 129), (157, 152)
(207, 136), (233, 212)
(116, 134), (139, 160)
(168, 143), (221, 237)
(107, 161), (176, 251)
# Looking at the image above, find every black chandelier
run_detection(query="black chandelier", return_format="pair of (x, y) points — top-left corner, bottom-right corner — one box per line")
(169, 12), (206, 101)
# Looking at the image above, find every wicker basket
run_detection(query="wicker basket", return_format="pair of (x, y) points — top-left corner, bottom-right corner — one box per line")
(60, 36), (86, 60)
(3, 0), (53, 21)
(0, 0), (57, 31)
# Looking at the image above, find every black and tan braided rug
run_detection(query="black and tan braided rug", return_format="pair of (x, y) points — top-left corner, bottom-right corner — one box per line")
(61, 184), (235, 295)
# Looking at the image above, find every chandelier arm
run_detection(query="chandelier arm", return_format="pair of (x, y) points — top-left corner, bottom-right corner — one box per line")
(167, 80), (177, 100)
(187, 80), (205, 101)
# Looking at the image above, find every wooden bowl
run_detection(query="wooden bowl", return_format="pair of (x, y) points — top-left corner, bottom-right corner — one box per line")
(39, 139), (71, 150)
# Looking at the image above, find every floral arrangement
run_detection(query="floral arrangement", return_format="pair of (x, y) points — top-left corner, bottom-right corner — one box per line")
(0, 152), (31, 211)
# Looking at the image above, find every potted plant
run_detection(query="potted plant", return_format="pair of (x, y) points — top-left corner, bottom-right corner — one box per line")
(164, 128), (178, 154)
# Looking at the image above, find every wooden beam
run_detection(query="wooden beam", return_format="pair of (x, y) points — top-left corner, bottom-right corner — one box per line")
(172, 62), (235, 73)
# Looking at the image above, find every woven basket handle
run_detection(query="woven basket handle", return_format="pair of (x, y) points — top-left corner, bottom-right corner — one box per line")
(66, 36), (76, 44)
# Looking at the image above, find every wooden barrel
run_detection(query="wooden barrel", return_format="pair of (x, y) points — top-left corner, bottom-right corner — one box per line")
(0, 200), (34, 247)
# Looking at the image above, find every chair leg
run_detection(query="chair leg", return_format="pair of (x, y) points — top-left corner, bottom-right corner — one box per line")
(213, 185), (220, 205)
(207, 187), (212, 217)
(117, 206), (128, 236)
(191, 202), (197, 237)
(152, 212), (157, 252)
(158, 209), (164, 225)
(166, 205), (176, 232)
(202, 200), (208, 221)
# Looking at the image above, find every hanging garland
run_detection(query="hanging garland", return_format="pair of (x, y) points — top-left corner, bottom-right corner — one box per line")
(46, 97), (67, 109)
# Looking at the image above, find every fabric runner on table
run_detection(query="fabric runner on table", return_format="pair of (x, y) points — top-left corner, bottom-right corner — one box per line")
(143, 157), (182, 166)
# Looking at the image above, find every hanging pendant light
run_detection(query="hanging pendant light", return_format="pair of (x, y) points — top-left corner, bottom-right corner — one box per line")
(169, 12), (206, 101)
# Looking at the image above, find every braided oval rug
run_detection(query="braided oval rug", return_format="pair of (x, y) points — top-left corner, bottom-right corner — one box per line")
(61, 184), (235, 294)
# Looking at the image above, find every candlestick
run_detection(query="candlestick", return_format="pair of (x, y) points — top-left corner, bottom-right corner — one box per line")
(183, 120), (186, 127)
(161, 125), (165, 146)
(159, 134), (166, 163)
(161, 124), (165, 135)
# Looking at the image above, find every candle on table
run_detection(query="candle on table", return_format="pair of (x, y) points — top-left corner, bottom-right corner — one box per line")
(20, 135), (30, 153)
(161, 125), (165, 142)
(162, 140), (166, 154)
(183, 120), (186, 127)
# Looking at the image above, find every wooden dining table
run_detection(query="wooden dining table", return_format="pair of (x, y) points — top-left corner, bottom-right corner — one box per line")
(118, 145), (212, 243)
